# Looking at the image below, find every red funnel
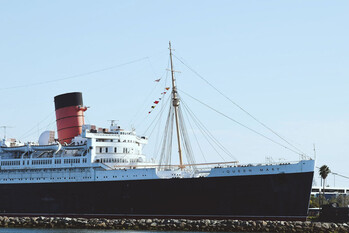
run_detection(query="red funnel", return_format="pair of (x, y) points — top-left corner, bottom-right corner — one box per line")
(54, 92), (87, 144)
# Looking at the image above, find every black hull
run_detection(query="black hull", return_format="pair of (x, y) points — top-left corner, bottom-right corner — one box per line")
(0, 172), (313, 220)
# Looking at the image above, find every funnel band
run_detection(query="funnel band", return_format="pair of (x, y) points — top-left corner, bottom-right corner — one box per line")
(57, 125), (83, 132)
(56, 114), (85, 121)
(54, 92), (83, 110)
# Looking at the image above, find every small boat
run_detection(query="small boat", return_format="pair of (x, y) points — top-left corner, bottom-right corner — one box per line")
(31, 143), (62, 152)
(1, 145), (28, 152)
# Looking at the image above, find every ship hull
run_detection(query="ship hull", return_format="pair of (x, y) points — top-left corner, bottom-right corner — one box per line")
(0, 171), (313, 220)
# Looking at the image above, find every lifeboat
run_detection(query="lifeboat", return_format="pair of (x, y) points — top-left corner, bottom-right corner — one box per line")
(0, 145), (28, 152)
(31, 143), (61, 152)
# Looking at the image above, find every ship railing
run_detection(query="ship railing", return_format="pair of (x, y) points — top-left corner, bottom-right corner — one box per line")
(86, 132), (121, 138)
(0, 156), (90, 170)
(106, 161), (239, 170)
(92, 159), (309, 171)
(242, 160), (311, 168)
(109, 159), (309, 170)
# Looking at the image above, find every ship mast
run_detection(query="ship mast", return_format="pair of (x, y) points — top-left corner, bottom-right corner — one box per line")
(169, 41), (184, 169)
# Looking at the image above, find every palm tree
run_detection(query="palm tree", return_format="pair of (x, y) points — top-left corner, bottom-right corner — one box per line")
(319, 165), (331, 206)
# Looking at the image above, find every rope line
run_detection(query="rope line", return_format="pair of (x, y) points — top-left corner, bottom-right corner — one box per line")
(181, 98), (237, 161)
(180, 89), (303, 156)
(19, 110), (56, 141)
(173, 54), (307, 156)
(181, 103), (208, 163)
(181, 101), (227, 162)
(0, 57), (149, 91)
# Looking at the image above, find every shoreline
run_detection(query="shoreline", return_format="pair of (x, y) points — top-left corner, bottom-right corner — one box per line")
(0, 216), (347, 232)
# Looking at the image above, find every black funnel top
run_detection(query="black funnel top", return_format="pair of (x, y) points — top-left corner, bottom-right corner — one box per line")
(54, 92), (83, 110)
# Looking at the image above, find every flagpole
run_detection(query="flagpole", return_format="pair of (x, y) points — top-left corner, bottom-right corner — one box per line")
(169, 41), (184, 169)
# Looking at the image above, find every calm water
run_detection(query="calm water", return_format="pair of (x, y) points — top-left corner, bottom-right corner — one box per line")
(0, 229), (252, 233)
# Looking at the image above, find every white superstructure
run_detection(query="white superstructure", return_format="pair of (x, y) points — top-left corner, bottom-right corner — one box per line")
(0, 123), (159, 183)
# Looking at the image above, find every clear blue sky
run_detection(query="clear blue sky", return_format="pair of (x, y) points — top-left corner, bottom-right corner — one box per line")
(0, 0), (348, 186)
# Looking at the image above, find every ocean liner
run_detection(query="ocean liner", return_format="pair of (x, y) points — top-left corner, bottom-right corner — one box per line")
(0, 43), (314, 220)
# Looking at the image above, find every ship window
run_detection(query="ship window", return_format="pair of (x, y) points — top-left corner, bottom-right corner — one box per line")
(100, 147), (102, 153)
(114, 147), (117, 153)
(106, 148), (108, 153)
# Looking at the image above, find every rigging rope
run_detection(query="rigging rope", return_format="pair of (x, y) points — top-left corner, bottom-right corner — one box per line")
(178, 106), (196, 170)
(0, 57), (150, 91)
(19, 110), (56, 141)
(142, 95), (171, 136)
(173, 54), (307, 156)
(181, 103), (208, 163)
(180, 89), (304, 156)
(147, 97), (171, 140)
(130, 57), (171, 128)
(181, 99), (236, 161)
(159, 104), (174, 168)
(153, 65), (172, 160)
